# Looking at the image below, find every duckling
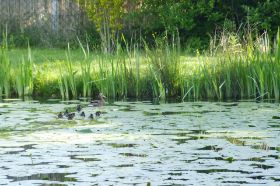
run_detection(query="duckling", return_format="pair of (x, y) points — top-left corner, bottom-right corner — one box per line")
(64, 109), (69, 117)
(90, 93), (106, 107)
(80, 111), (85, 117)
(58, 112), (63, 118)
(89, 113), (94, 120)
(95, 111), (101, 117)
(67, 113), (75, 120)
(77, 105), (82, 112)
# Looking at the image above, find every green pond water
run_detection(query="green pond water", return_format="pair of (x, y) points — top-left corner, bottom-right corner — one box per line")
(0, 100), (279, 185)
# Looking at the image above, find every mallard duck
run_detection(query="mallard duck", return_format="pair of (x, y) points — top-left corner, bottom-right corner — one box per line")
(90, 93), (106, 107)
(77, 105), (82, 112)
(89, 114), (94, 120)
(67, 113), (75, 120)
(80, 111), (85, 117)
(58, 112), (63, 118)
(95, 111), (101, 117)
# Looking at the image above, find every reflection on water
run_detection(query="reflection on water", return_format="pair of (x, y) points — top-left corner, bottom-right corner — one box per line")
(0, 100), (280, 185)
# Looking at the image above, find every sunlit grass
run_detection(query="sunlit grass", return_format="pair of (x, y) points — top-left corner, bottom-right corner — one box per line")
(0, 31), (11, 98)
(1, 29), (280, 101)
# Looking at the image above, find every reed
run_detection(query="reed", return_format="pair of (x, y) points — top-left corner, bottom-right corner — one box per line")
(143, 32), (181, 100)
(15, 44), (34, 97)
(0, 30), (11, 97)
(65, 44), (77, 99)
(78, 38), (92, 98)
(58, 65), (69, 100)
(2, 29), (280, 102)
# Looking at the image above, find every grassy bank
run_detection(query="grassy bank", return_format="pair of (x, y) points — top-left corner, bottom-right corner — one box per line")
(1, 32), (280, 101)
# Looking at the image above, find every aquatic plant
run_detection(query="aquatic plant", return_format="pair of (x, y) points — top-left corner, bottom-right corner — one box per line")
(0, 30), (11, 97)
(58, 65), (70, 100)
(58, 44), (78, 100)
(78, 38), (92, 98)
(15, 44), (34, 97)
(2, 29), (280, 101)
(66, 44), (77, 99)
(143, 32), (181, 100)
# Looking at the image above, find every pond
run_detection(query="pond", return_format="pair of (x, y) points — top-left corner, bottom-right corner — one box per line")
(0, 100), (279, 185)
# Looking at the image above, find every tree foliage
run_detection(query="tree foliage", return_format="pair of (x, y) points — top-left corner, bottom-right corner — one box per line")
(78, 0), (280, 51)
(78, 0), (124, 52)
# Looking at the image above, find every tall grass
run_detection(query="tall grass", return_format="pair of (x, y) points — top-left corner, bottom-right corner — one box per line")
(144, 32), (181, 100)
(175, 28), (280, 101)
(1, 28), (280, 102)
(58, 44), (78, 100)
(15, 44), (34, 97)
(78, 38), (92, 98)
(1, 31), (34, 99)
(66, 44), (77, 99)
(58, 65), (69, 100)
(0, 31), (11, 97)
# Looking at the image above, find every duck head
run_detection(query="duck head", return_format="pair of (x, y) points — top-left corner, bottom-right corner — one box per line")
(95, 111), (101, 117)
(80, 111), (85, 117)
(58, 112), (63, 118)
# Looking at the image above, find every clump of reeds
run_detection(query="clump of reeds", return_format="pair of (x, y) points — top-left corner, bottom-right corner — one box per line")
(78, 38), (92, 98)
(144, 31), (181, 101)
(15, 44), (34, 97)
(0, 30), (11, 98)
(179, 27), (280, 101)
(58, 44), (78, 100)
(2, 27), (280, 102)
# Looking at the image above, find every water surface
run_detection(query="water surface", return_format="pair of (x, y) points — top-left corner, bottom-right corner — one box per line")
(0, 100), (279, 185)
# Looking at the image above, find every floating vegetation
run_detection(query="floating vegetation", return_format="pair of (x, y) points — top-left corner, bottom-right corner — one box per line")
(0, 101), (279, 185)
(76, 129), (92, 133)
(108, 143), (137, 148)
(197, 145), (223, 152)
(222, 181), (249, 184)
(250, 164), (274, 170)
(271, 177), (280, 181)
(195, 169), (251, 174)
(247, 157), (266, 162)
(269, 124), (280, 128)
(226, 137), (245, 146)
(248, 125), (256, 127)
(162, 111), (188, 115)
(172, 138), (190, 145)
(7, 173), (77, 182)
(70, 155), (101, 162)
(224, 157), (235, 163)
(119, 153), (148, 157)
(251, 142), (270, 150)
(114, 164), (134, 167)
(119, 107), (139, 112)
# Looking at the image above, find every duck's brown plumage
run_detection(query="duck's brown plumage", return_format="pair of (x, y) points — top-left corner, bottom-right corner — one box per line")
(89, 113), (94, 120)
(90, 93), (106, 107)
(67, 113), (75, 120)
(58, 112), (63, 118)
(77, 105), (82, 112)
(80, 111), (85, 117)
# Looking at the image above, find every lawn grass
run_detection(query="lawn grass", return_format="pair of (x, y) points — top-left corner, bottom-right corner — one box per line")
(8, 48), (86, 65)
